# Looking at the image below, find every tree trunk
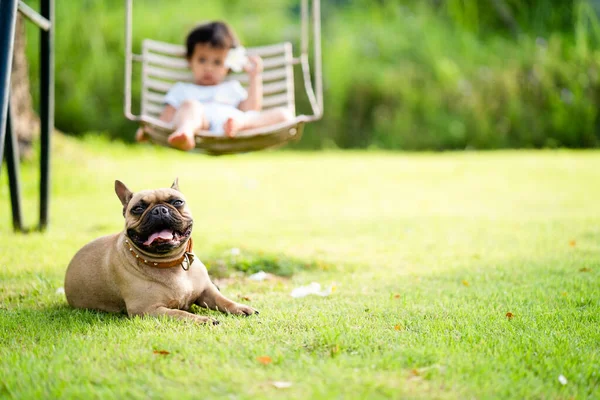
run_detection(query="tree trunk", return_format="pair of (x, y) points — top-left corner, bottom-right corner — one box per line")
(10, 15), (39, 160)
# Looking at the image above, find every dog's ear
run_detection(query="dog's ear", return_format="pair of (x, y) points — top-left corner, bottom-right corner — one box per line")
(171, 177), (180, 192)
(115, 180), (133, 207)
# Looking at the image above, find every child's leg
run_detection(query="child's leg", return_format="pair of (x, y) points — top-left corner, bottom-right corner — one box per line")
(168, 100), (209, 151)
(135, 127), (147, 142)
(223, 107), (294, 137)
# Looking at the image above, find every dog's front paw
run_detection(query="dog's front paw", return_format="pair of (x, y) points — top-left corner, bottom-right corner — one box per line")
(229, 303), (258, 316)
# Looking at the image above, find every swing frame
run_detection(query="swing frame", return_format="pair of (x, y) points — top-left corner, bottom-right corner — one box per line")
(123, 0), (323, 155)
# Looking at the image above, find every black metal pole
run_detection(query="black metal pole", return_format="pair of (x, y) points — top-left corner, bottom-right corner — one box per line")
(39, 0), (55, 231)
(0, 0), (19, 174)
(4, 105), (24, 231)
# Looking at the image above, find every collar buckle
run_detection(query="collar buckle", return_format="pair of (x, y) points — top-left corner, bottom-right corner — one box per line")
(182, 252), (193, 271)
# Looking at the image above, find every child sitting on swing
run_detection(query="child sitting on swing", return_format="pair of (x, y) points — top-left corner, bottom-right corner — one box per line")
(136, 21), (293, 151)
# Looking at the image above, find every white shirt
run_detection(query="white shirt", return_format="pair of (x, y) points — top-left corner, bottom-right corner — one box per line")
(163, 81), (247, 109)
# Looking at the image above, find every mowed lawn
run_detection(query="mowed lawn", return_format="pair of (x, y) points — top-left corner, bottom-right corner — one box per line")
(1, 135), (599, 399)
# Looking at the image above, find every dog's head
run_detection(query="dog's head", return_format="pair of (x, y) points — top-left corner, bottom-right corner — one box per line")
(115, 179), (193, 255)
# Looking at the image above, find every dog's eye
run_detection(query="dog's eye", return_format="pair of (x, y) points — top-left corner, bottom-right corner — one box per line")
(131, 205), (145, 215)
(172, 200), (184, 207)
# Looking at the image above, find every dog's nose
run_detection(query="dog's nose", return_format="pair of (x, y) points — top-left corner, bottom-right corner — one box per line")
(152, 205), (170, 216)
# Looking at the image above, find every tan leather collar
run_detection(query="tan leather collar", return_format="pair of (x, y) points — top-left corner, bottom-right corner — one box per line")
(124, 237), (194, 270)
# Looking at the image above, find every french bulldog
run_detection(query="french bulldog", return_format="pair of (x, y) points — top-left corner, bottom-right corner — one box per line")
(64, 179), (256, 324)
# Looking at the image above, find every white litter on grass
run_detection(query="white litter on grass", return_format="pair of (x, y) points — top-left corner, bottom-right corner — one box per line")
(248, 271), (269, 281)
(55, 287), (65, 295)
(271, 381), (293, 389)
(291, 282), (335, 298)
(558, 375), (568, 385)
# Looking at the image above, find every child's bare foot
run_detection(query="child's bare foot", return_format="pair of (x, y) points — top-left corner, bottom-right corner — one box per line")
(168, 130), (195, 151)
(223, 117), (244, 137)
(135, 127), (148, 142)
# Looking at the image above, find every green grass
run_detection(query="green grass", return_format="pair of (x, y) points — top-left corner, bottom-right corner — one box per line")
(1, 136), (599, 399)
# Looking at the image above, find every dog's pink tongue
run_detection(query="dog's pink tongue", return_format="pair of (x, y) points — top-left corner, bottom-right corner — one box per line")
(143, 229), (174, 245)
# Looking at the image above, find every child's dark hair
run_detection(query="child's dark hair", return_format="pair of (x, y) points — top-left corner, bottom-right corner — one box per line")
(186, 21), (239, 58)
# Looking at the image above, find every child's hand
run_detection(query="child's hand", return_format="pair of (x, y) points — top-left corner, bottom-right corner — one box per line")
(244, 55), (263, 78)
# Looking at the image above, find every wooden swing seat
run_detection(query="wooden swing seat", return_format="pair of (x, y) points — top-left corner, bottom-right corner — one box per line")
(137, 40), (306, 155)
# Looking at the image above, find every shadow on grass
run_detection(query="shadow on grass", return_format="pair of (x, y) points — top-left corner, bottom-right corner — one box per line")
(1, 304), (128, 335)
(201, 247), (336, 278)
(1, 302), (244, 342)
(0, 246), (340, 341)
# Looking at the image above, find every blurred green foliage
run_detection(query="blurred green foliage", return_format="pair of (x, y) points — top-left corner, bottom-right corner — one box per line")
(23, 0), (600, 149)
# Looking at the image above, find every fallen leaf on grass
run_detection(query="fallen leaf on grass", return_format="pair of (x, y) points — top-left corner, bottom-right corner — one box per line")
(271, 381), (292, 389)
(579, 267), (591, 273)
(461, 280), (470, 287)
(393, 294), (401, 299)
(569, 240), (576, 247)
(330, 345), (340, 357)
(153, 350), (170, 355)
(505, 312), (514, 320)
(394, 324), (402, 331)
(407, 369), (422, 381)
(257, 356), (272, 365)
(408, 364), (446, 380)
(240, 296), (251, 301)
